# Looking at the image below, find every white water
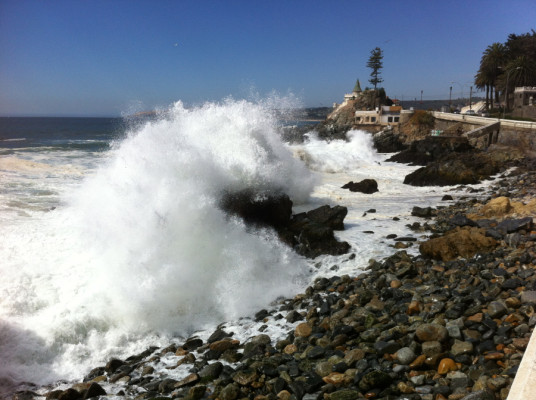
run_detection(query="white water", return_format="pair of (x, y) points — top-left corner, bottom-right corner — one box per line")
(0, 99), (461, 395)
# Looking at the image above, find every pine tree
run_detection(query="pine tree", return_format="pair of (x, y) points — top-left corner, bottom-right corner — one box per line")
(367, 47), (384, 91)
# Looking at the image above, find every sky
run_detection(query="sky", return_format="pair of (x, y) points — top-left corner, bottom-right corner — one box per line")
(1, 0), (535, 117)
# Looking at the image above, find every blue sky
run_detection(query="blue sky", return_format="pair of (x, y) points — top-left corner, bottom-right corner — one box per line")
(1, 0), (535, 116)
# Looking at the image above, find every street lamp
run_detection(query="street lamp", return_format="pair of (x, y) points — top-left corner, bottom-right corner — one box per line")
(502, 67), (521, 119)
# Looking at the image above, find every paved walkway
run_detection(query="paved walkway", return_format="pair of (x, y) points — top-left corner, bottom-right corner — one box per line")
(507, 325), (536, 399)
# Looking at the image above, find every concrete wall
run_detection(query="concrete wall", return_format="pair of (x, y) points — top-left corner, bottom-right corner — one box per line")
(432, 112), (536, 152)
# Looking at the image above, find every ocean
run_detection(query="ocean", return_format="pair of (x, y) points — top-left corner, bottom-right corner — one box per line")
(0, 100), (465, 396)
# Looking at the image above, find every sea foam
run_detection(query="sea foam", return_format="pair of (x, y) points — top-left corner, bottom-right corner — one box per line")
(0, 99), (316, 389)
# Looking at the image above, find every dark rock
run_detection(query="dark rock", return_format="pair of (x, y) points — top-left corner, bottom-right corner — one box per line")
(496, 217), (533, 234)
(372, 130), (407, 153)
(450, 214), (478, 227)
(403, 151), (504, 187)
(199, 362), (223, 381)
(104, 359), (124, 374)
(208, 329), (231, 343)
(412, 206), (433, 218)
(82, 383), (106, 399)
(255, 309), (269, 321)
(342, 179), (378, 194)
(220, 189), (292, 229)
(183, 337), (204, 350)
(388, 136), (474, 165)
(358, 370), (392, 391)
(305, 205), (348, 230)
(442, 195), (454, 201)
(58, 389), (81, 400)
(158, 378), (178, 393)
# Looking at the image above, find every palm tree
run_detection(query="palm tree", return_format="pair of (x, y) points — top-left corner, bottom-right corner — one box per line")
(480, 42), (507, 107)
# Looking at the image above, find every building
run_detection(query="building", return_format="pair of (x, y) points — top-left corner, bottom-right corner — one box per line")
(513, 87), (536, 120)
(355, 106), (413, 126)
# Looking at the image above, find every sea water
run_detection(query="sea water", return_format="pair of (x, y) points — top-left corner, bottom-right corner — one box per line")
(0, 100), (459, 396)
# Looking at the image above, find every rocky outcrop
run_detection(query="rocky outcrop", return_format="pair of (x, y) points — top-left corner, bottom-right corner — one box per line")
(342, 179), (378, 194)
(221, 190), (350, 258)
(388, 136), (473, 166)
(403, 152), (504, 186)
(372, 130), (407, 153)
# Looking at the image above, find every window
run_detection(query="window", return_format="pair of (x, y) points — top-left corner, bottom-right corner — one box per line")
(394, 117), (400, 122)
(388, 117), (393, 122)
(371, 117), (376, 122)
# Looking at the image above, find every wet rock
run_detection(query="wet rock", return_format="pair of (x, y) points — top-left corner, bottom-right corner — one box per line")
(305, 205), (348, 231)
(415, 323), (449, 342)
(341, 179), (378, 194)
(412, 206), (433, 218)
(82, 383), (106, 399)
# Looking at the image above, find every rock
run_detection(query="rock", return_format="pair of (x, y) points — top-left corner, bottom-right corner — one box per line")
(459, 390), (495, 400)
(437, 358), (458, 375)
(220, 189), (293, 229)
(233, 368), (258, 386)
(450, 214), (478, 227)
(188, 385), (207, 400)
(521, 291), (536, 304)
(372, 130), (407, 153)
(403, 151), (503, 187)
(219, 383), (239, 400)
(419, 226), (497, 261)
(389, 136), (474, 165)
(422, 341), (442, 357)
(322, 372), (346, 386)
(415, 323), (449, 342)
(341, 179), (378, 194)
(487, 301), (508, 319)
(395, 347), (416, 365)
(295, 323), (312, 338)
(199, 362), (223, 381)
(343, 349), (365, 366)
(82, 383), (106, 399)
(57, 389), (81, 400)
(450, 340), (474, 356)
(412, 206), (433, 218)
(305, 205), (348, 230)
(358, 370), (392, 391)
(104, 359), (124, 374)
(174, 373), (199, 388)
(327, 389), (360, 400)
(496, 217), (533, 234)
(282, 210), (351, 259)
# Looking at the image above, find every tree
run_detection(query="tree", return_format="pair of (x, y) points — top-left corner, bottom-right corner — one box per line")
(367, 47), (384, 91)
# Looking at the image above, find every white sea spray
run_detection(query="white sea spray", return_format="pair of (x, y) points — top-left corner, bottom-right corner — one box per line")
(0, 99), (316, 389)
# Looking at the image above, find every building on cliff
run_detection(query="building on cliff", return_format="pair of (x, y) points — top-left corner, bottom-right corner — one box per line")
(354, 105), (413, 127)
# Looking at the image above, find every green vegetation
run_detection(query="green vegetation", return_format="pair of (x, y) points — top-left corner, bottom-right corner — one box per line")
(475, 30), (536, 110)
(366, 47), (384, 91)
(408, 110), (435, 129)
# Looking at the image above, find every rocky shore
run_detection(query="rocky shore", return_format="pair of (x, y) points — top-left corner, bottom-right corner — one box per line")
(11, 138), (536, 400)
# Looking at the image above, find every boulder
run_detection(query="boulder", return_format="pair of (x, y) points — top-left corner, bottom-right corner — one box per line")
(305, 205), (347, 230)
(342, 179), (378, 194)
(419, 226), (497, 261)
